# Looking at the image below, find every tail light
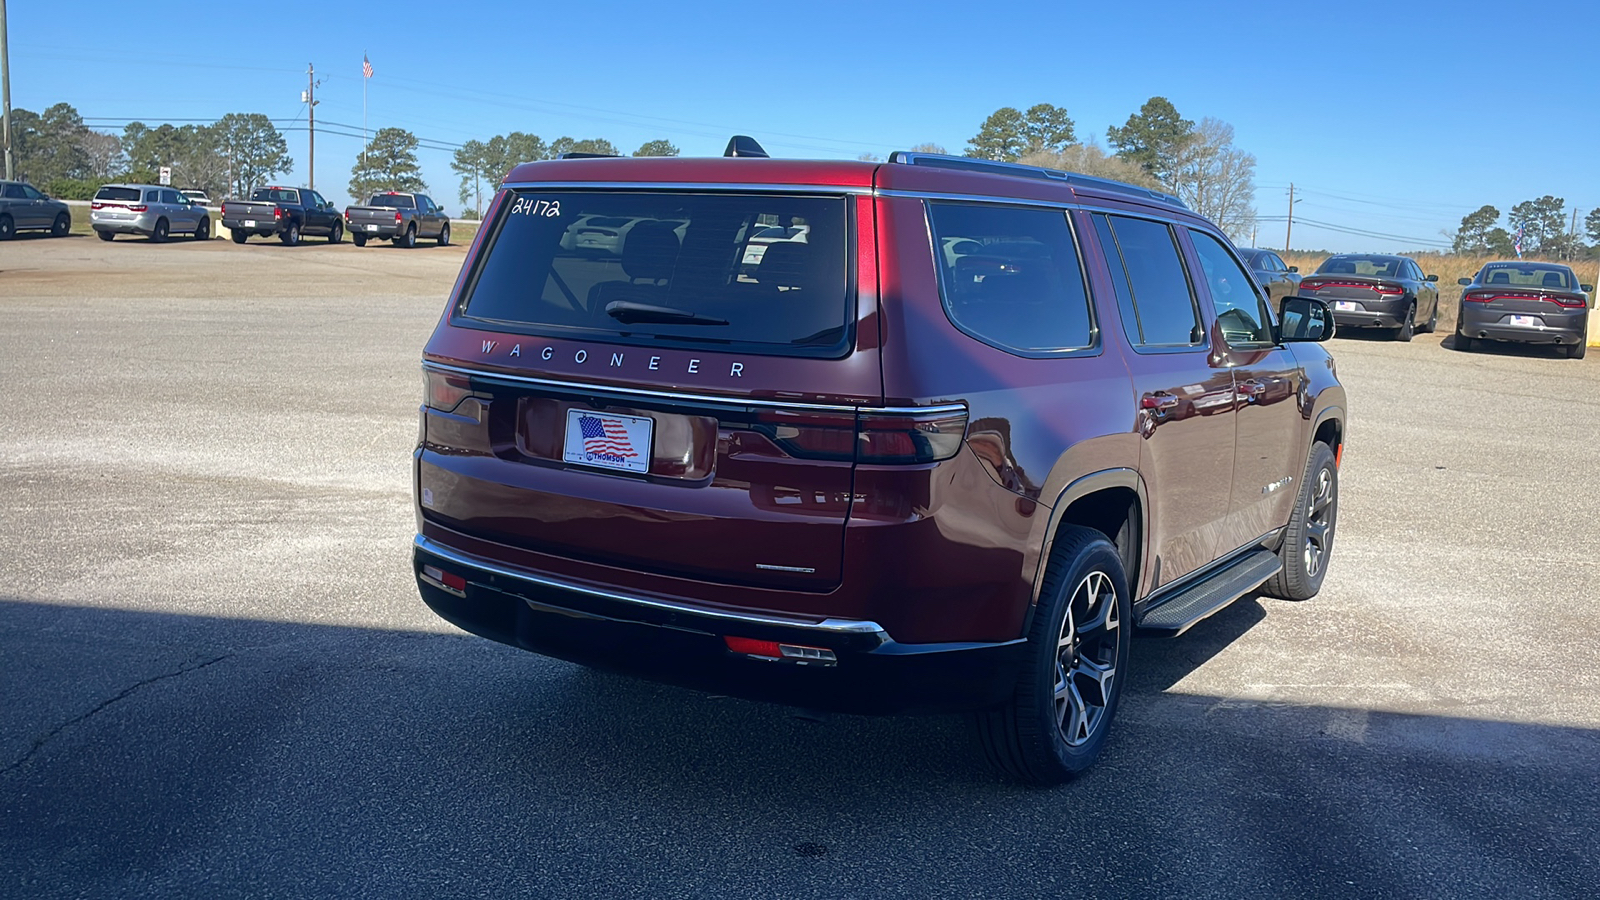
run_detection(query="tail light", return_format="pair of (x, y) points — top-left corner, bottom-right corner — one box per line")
(1546, 294), (1587, 308)
(91, 201), (106, 210)
(753, 406), (968, 464)
(395, 210), (403, 224)
(1373, 284), (1404, 295)
(423, 370), (475, 413)
(1464, 292), (1496, 303)
(128, 204), (148, 212)
(273, 208), (283, 220)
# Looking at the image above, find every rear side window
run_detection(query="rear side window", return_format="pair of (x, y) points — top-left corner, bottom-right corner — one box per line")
(95, 186), (141, 202)
(1094, 215), (1203, 348)
(460, 190), (852, 357)
(2, 183), (23, 199)
(926, 202), (1094, 354)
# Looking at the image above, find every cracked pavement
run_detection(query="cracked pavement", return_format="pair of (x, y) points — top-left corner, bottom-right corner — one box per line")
(3, 236), (1600, 898)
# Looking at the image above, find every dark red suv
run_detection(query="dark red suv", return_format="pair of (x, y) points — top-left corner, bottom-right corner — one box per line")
(413, 142), (1347, 783)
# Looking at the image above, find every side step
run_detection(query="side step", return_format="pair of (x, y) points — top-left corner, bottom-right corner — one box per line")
(1136, 549), (1282, 637)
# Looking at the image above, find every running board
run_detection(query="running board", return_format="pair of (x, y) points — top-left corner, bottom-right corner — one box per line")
(1136, 549), (1281, 637)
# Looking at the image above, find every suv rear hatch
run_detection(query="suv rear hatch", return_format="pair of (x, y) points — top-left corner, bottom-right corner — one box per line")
(418, 186), (878, 593)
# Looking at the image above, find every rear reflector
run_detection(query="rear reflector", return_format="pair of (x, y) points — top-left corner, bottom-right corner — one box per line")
(754, 406), (968, 465)
(723, 636), (838, 664)
(420, 564), (467, 596)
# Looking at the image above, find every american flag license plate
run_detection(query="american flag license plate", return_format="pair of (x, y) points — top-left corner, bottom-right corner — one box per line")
(563, 409), (652, 474)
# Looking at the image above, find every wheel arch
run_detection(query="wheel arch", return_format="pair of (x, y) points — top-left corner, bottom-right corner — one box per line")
(1029, 468), (1147, 614)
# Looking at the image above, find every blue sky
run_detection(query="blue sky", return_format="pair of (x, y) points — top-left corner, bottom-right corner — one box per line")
(9, 0), (1598, 252)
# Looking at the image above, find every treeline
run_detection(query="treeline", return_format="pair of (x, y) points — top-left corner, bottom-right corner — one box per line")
(1452, 200), (1600, 261)
(944, 98), (1258, 241)
(4, 102), (292, 200)
(449, 135), (680, 217)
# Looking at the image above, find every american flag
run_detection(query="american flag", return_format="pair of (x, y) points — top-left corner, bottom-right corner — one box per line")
(578, 415), (638, 460)
(1514, 225), (1523, 259)
(362, 55), (373, 78)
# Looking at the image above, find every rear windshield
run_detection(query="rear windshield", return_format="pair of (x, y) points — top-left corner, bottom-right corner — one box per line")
(1316, 256), (1401, 277)
(250, 188), (300, 203)
(94, 186), (141, 202)
(367, 194), (416, 209)
(1481, 264), (1572, 289)
(459, 190), (852, 357)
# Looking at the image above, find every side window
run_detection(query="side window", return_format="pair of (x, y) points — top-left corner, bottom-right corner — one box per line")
(926, 202), (1096, 354)
(1094, 214), (1204, 348)
(1261, 253), (1282, 273)
(145, 190), (161, 203)
(1407, 260), (1424, 281)
(21, 184), (46, 200)
(1190, 231), (1275, 346)
(419, 195), (434, 212)
(2, 183), (24, 199)
(161, 190), (182, 205)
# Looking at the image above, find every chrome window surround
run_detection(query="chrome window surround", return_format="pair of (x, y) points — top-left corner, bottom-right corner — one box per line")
(415, 534), (889, 637)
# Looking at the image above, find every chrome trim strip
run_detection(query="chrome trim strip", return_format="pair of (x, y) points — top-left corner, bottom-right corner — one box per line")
(422, 361), (966, 416)
(414, 535), (889, 636)
(499, 180), (873, 195)
(879, 187), (1086, 211)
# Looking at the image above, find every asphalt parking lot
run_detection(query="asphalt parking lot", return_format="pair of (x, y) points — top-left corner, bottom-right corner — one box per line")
(3, 233), (1599, 899)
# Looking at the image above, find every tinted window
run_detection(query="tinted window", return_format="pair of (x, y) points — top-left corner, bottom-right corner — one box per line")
(305, 191), (325, 208)
(461, 191), (851, 357)
(145, 190), (161, 203)
(94, 186), (142, 202)
(368, 194), (416, 209)
(1317, 255), (1401, 277)
(250, 188), (301, 204)
(1191, 231), (1274, 345)
(926, 202), (1094, 353)
(22, 184), (46, 200)
(2, 183), (23, 199)
(1481, 264), (1573, 289)
(160, 190), (182, 205)
(1098, 215), (1202, 347)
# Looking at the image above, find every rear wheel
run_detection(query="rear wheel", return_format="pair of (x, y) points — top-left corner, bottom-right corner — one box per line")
(1392, 303), (1415, 342)
(231, 229), (248, 244)
(352, 233), (367, 247)
(328, 221), (343, 244)
(193, 217), (210, 240)
(97, 229), (115, 242)
(52, 212), (72, 237)
(976, 525), (1129, 784)
(1567, 341), (1587, 360)
(398, 224), (417, 248)
(1263, 442), (1339, 601)
(280, 222), (301, 246)
(437, 222), (450, 246)
(151, 218), (170, 243)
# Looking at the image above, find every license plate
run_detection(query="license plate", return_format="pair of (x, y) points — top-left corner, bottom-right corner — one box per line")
(1509, 315), (1540, 327)
(366, 224), (379, 232)
(243, 219), (256, 228)
(1334, 301), (1358, 311)
(563, 409), (652, 474)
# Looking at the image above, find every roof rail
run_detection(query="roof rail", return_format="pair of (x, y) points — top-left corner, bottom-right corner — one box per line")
(886, 151), (1188, 209)
(558, 151), (621, 159)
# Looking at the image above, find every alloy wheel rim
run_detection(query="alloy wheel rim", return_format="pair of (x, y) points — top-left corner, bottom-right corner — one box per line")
(1303, 466), (1335, 577)
(1053, 569), (1120, 747)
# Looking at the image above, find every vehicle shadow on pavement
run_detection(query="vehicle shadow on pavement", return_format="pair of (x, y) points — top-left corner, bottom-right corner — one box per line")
(6, 597), (1600, 897)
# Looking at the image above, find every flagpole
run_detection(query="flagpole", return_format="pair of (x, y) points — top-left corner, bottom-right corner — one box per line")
(362, 51), (367, 147)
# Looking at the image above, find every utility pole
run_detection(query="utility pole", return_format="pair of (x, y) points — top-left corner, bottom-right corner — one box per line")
(304, 63), (321, 190)
(1, 0), (13, 181)
(1284, 183), (1295, 252)
(1568, 207), (1579, 261)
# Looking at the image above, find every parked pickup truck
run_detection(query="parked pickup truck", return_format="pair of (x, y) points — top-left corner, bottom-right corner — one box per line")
(343, 191), (450, 248)
(221, 186), (344, 245)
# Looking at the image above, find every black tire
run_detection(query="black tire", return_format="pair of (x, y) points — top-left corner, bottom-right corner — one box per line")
(1392, 303), (1415, 342)
(97, 229), (115, 242)
(151, 218), (169, 243)
(976, 525), (1130, 784)
(231, 229), (248, 244)
(1262, 442), (1339, 601)
(52, 212), (72, 237)
(280, 222), (301, 246)
(193, 217), (210, 240)
(352, 233), (367, 247)
(0, 214), (13, 240)
(437, 222), (450, 246)
(1422, 300), (1438, 334)
(1454, 332), (1474, 352)
(398, 224), (417, 249)
(1567, 341), (1587, 360)
(328, 221), (343, 244)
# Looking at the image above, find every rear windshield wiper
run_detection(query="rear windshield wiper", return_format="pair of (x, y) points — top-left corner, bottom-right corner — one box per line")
(605, 301), (728, 326)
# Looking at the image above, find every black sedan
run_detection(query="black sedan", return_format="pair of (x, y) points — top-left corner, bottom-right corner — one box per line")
(1454, 261), (1592, 359)
(1236, 247), (1302, 304)
(1297, 254), (1441, 342)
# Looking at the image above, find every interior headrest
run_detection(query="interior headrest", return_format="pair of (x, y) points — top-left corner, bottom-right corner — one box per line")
(756, 240), (816, 290)
(1542, 271), (1565, 287)
(1488, 271), (1510, 284)
(621, 221), (681, 281)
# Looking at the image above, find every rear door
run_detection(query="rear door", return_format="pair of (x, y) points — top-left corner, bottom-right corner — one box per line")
(3, 183), (39, 228)
(418, 195), (443, 237)
(419, 187), (873, 591)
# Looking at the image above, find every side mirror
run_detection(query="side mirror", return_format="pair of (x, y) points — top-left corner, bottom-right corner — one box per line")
(1288, 265), (1299, 273)
(1457, 278), (1472, 286)
(1278, 296), (1335, 343)
(1425, 274), (1439, 282)
(1582, 284), (1594, 292)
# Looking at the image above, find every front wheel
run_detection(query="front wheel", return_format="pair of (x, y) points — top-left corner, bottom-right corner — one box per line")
(976, 525), (1130, 784)
(352, 233), (367, 247)
(52, 212), (72, 237)
(1392, 303), (1415, 342)
(1422, 301), (1438, 334)
(1263, 442), (1339, 601)
(437, 222), (450, 246)
(193, 217), (210, 240)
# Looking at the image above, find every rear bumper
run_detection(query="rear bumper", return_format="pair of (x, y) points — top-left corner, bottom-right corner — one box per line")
(1328, 297), (1409, 329)
(1458, 308), (1588, 345)
(221, 217), (287, 236)
(91, 213), (160, 235)
(413, 534), (1024, 715)
(350, 221), (402, 237)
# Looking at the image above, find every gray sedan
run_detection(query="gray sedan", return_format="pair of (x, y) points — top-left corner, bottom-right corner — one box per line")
(1454, 261), (1592, 359)
(0, 180), (73, 239)
(90, 183), (212, 242)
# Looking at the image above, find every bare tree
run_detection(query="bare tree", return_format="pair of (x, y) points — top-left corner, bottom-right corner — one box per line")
(1170, 118), (1256, 241)
(79, 131), (124, 180)
(1017, 138), (1160, 189)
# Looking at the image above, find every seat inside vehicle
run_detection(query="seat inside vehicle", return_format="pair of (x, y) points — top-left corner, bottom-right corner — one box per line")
(1542, 271), (1566, 288)
(1489, 271), (1511, 284)
(585, 221), (681, 312)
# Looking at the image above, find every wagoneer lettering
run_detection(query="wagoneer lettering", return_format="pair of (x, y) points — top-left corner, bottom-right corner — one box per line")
(414, 141), (1347, 785)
